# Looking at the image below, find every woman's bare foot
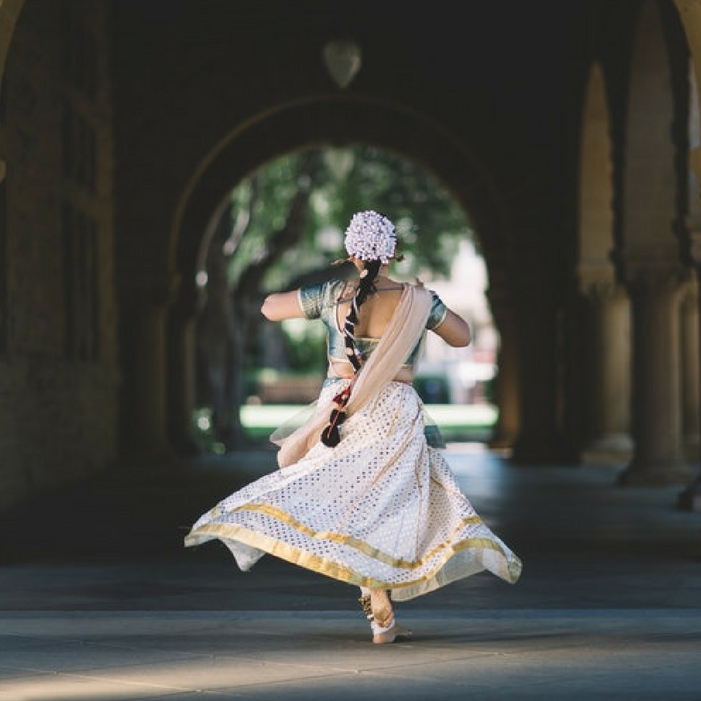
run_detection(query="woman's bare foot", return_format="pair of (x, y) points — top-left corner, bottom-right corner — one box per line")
(359, 588), (412, 643)
(373, 622), (413, 644)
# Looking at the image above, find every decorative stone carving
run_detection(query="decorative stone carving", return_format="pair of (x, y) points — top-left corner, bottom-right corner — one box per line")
(579, 278), (625, 305)
(624, 263), (691, 296)
(322, 40), (362, 90)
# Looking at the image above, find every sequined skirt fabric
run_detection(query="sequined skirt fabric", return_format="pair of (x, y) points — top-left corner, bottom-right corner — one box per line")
(184, 381), (522, 600)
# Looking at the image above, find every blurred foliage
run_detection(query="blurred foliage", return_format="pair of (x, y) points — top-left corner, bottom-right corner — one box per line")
(224, 145), (474, 295)
(279, 317), (328, 374)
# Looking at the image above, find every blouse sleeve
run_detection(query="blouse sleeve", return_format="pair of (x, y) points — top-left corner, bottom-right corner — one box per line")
(426, 290), (449, 330)
(297, 282), (325, 320)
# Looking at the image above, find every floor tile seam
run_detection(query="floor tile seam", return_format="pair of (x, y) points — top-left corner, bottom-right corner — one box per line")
(374, 662), (650, 688)
(0, 634), (223, 659)
(2, 622), (699, 640)
(495, 645), (701, 660)
(104, 667), (376, 695)
(0, 654), (211, 678)
(2, 658), (700, 688)
(216, 664), (517, 694)
(206, 667), (463, 696)
(408, 632), (701, 648)
(0, 640), (499, 670)
(0, 666), (55, 679)
(0, 667), (218, 696)
(0, 657), (485, 688)
(359, 665), (504, 689)
(2, 646), (474, 676)
(50, 643), (416, 674)
(87, 655), (377, 677)
(1, 608), (700, 619)
(88, 661), (390, 685)
(0, 660), (224, 686)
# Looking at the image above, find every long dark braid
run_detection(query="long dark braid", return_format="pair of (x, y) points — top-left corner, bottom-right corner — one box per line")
(342, 259), (382, 372)
(320, 259), (382, 447)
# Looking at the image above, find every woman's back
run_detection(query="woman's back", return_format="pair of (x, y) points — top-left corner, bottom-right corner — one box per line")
(335, 279), (404, 340)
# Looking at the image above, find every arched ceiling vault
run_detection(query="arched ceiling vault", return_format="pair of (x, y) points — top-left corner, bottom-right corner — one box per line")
(171, 94), (512, 298)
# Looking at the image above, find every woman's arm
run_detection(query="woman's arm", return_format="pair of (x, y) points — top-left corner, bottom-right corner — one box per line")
(261, 290), (306, 321)
(432, 308), (472, 347)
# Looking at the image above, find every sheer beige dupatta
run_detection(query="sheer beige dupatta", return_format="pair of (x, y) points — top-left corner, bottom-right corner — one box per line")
(274, 283), (432, 468)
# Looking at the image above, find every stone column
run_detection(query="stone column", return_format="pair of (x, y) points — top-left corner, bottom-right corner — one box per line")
(509, 282), (562, 463)
(676, 150), (701, 509)
(580, 281), (633, 464)
(676, 227), (701, 509)
(167, 282), (202, 456)
(619, 269), (694, 485)
(681, 278), (700, 461)
(118, 272), (179, 463)
(487, 293), (521, 451)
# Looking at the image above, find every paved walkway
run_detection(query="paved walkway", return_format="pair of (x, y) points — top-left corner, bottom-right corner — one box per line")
(1, 445), (700, 700)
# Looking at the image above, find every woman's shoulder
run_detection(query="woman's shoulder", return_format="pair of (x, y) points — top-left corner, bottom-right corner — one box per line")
(399, 279), (438, 300)
(298, 277), (349, 314)
(300, 276), (348, 294)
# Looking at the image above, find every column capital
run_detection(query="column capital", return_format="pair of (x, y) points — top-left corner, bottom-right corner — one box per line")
(579, 278), (626, 304)
(623, 262), (691, 296)
(680, 274), (699, 309)
(687, 144), (701, 267)
(688, 230), (701, 268)
(576, 256), (617, 293)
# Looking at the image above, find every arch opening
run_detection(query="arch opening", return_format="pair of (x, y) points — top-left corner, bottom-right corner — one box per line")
(178, 143), (501, 454)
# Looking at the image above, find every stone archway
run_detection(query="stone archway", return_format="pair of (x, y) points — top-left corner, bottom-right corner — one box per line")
(0, 0), (24, 183)
(675, 1), (701, 137)
(172, 96), (510, 284)
(167, 95), (514, 453)
(673, 0), (701, 504)
(0, 0), (24, 87)
(682, 59), (701, 462)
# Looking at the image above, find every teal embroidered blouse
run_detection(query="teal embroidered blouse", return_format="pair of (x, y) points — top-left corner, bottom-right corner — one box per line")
(297, 279), (448, 368)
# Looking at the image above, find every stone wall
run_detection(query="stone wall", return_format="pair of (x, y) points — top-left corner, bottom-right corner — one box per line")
(0, 0), (118, 511)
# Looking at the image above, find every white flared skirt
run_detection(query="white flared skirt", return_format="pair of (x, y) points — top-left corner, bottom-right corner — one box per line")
(184, 380), (522, 601)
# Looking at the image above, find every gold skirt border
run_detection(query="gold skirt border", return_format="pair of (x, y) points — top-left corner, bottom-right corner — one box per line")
(184, 520), (522, 598)
(236, 502), (485, 570)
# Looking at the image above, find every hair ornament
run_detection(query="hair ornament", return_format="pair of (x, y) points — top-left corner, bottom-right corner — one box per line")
(344, 210), (397, 264)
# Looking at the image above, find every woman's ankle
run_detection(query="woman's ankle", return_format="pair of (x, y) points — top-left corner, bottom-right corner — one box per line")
(369, 589), (394, 628)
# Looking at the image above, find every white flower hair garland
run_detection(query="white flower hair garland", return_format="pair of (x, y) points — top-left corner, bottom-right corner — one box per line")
(344, 210), (397, 264)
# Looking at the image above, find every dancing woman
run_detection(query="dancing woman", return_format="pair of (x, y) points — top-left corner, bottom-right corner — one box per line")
(184, 210), (522, 643)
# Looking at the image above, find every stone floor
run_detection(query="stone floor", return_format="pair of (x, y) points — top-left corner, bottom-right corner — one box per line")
(1, 445), (700, 700)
